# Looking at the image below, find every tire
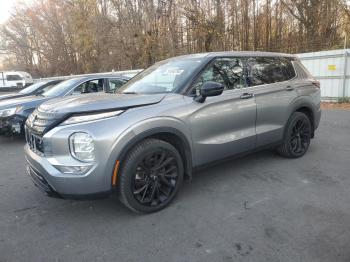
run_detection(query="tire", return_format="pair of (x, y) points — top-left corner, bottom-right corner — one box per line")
(276, 112), (312, 158)
(118, 138), (184, 213)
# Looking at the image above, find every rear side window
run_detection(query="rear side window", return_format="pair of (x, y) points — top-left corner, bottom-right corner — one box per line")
(246, 57), (296, 86)
(6, 75), (22, 81)
(279, 57), (296, 80)
(107, 78), (126, 93)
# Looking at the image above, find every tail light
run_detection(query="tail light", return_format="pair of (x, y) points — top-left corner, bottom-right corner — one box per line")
(311, 80), (320, 89)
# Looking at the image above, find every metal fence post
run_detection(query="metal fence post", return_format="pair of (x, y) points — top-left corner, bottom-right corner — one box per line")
(342, 50), (348, 98)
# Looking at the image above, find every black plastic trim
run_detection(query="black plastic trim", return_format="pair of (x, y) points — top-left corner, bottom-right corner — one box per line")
(116, 127), (193, 180)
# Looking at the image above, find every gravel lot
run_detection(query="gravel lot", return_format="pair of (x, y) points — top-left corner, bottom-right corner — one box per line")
(0, 109), (350, 262)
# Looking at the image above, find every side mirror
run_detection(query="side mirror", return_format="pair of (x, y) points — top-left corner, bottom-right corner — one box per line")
(194, 81), (224, 103)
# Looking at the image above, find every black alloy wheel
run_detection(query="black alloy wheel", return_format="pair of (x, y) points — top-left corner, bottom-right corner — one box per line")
(276, 112), (312, 158)
(118, 138), (184, 213)
(132, 149), (179, 206)
(289, 117), (311, 156)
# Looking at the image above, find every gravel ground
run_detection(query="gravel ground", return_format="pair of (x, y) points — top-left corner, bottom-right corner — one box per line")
(0, 109), (349, 262)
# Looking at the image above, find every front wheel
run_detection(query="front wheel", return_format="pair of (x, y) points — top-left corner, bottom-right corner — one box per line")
(276, 112), (312, 158)
(118, 138), (184, 213)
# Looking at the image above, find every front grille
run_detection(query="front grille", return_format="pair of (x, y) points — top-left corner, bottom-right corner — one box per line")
(26, 108), (64, 135)
(25, 127), (44, 154)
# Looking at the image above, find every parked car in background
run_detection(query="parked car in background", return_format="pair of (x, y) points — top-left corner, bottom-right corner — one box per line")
(0, 74), (129, 135)
(0, 71), (34, 88)
(24, 51), (321, 213)
(0, 80), (62, 102)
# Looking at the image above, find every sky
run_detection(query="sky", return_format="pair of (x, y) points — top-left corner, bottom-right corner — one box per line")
(0, 0), (33, 24)
(0, 0), (16, 24)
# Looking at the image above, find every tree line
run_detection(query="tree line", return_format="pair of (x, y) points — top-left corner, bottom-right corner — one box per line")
(0, 0), (349, 77)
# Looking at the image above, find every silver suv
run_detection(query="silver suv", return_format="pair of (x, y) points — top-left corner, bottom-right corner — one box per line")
(24, 52), (321, 213)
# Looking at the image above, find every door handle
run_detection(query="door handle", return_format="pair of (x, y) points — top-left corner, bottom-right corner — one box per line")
(240, 93), (254, 99)
(285, 86), (295, 91)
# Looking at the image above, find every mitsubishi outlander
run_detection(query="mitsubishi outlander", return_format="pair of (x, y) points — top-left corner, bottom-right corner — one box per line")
(24, 52), (321, 213)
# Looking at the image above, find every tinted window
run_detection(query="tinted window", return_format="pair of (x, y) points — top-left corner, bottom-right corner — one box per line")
(71, 79), (104, 96)
(40, 83), (59, 93)
(191, 58), (246, 94)
(43, 78), (81, 97)
(107, 79), (126, 93)
(246, 57), (296, 86)
(19, 81), (49, 94)
(280, 57), (296, 80)
(6, 74), (22, 81)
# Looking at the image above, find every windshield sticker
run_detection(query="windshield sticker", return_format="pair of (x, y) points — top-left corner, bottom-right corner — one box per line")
(163, 68), (184, 75)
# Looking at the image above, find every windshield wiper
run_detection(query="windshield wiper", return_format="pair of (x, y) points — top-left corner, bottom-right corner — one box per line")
(122, 92), (138, 94)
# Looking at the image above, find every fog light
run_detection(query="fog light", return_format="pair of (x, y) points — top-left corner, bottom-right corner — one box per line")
(54, 165), (92, 175)
(69, 132), (95, 162)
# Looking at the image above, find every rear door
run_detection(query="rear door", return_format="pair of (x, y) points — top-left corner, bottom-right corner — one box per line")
(188, 57), (257, 166)
(246, 57), (298, 147)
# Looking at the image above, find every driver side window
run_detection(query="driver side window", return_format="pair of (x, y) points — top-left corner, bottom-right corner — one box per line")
(191, 58), (246, 95)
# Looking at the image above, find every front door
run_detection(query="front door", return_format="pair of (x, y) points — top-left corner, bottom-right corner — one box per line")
(188, 57), (257, 166)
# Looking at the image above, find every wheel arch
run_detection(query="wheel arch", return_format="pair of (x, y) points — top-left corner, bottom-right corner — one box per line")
(289, 100), (316, 138)
(295, 106), (314, 137)
(116, 127), (193, 181)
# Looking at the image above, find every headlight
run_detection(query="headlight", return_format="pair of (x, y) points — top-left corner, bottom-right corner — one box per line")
(0, 107), (17, 117)
(69, 132), (95, 162)
(62, 110), (124, 125)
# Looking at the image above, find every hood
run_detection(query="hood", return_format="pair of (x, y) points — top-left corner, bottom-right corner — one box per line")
(38, 93), (166, 114)
(0, 93), (23, 101)
(0, 95), (47, 110)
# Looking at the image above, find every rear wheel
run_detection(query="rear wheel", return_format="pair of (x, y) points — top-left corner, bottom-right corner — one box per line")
(276, 112), (312, 158)
(118, 138), (184, 213)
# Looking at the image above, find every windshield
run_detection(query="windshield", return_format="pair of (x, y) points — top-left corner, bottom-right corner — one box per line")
(117, 58), (204, 94)
(19, 81), (48, 94)
(43, 78), (80, 97)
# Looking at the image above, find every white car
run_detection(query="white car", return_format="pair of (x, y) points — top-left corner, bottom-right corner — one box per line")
(0, 71), (34, 88)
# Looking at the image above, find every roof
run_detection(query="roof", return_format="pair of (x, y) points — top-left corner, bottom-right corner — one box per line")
(171, 51), (296, 60)
(67, 74), (131, 82)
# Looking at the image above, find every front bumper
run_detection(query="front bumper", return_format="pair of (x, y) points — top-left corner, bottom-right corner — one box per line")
(0, 115), (25, 134)
(26, 164), (61, 198)
(24, 144), (112, 199)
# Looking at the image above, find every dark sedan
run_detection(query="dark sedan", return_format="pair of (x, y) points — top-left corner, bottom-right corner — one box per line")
(0, 74), (129, 135)
(0, 80), (62, 102)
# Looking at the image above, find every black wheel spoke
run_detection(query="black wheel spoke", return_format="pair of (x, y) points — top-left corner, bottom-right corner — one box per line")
(154, 157), (174, 171)
(133, 184), (148, 195)
(141, 184), (149, 202)
(132, 148), (179, 207)
(289, 118), (310, 155)
(159, 176), (175, 188)
(149, 181), (158, 204)
(165, 165), (177, 174)
(155, 150), (166, 167)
